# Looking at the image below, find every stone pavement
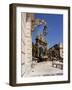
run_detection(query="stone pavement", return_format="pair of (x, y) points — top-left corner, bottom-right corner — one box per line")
(24, 61), (63, 77)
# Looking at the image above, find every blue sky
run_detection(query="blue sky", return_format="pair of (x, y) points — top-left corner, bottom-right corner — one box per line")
(32, 13), (63, 48)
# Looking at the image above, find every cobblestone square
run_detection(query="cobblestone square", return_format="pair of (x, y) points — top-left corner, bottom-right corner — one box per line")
(24, 61), (63, 77)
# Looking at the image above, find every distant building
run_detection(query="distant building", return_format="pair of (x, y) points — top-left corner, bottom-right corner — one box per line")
(48, 43), (63, 62)
(59, 43), (63, 58)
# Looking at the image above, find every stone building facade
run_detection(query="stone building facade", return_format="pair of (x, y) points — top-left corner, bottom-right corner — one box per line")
(21, 13), (34, 77)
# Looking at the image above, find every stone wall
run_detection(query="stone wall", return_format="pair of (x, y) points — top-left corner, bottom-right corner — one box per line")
(21, 13), (32, 77)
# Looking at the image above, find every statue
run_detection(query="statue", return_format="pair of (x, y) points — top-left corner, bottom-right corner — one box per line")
(32, 18), (48, 62)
